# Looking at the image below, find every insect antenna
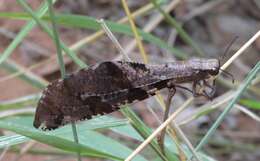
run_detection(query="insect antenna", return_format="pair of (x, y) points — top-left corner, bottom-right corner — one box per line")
(220, 36), (239, 63)
(220, 69), (235, 83)
(217, 36), (238, 84)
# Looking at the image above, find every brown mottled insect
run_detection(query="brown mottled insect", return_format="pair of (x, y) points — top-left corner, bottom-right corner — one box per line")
(34, 58), (221, 130)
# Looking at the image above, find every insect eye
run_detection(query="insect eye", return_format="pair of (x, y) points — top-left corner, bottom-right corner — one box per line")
(213, 67), (220, 72)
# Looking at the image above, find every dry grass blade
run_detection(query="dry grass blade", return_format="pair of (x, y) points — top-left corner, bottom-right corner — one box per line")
(235, 104), (260, 122)
(172, 123), (201, 161)
(98, 19), (131, 61)
(178, 91), (234, 126)
(0, 146), (9, 161)
(0, 108), (35, 118)
(70, 2), (155, 51)
(115, 0), (181, 60)
(121, 0), (148, 63)
(221, 30), (260, 70)
(125, 98), (193, 161)
(13, 140), (36, 161)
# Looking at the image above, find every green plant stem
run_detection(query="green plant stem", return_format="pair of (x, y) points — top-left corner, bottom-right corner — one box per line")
(71, 122), (82, 161)
(47, 1), (81, 161)
(47, 0), (65, 77)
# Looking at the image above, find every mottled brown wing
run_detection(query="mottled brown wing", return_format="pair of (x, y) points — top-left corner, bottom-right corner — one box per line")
(34, 61), (169, 130)
(63, 61), (134, 96)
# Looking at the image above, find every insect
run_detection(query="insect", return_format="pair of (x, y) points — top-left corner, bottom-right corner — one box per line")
(34, 58), (221, 130)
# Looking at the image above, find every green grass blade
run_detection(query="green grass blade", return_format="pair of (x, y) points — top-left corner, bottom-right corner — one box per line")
(16, 0), (87, 68)
(117, 109), (215, 161)
(0, 116), (128, 149)
(76, 131), (148, 161)
(0, 120), (122, 160)
(47, 0), (66, 77)
(195, 62), (260, 151)
(46, 1), (81, 160)
(0, 94), (40, 110)
(1, 59), (48, 88)
(0, 1), (57, 66)
(121, 107), (177, 161)
(51, 14), (186, 59)
(239, 99), (260, 110)
(0, 135), (30, 147)
(0, 116), (148, 161)
(0, 12), (187, 59)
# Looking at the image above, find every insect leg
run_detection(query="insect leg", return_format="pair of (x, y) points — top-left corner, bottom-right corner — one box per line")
(175, 85), (193, 94)
(202, 79), (216, 97)
(192, 81), (200, 97)
(158, 86), (176, 154)
(202, 90), (213, 100)
(163, 87), (176, 121)
(192, 81), (213, 99)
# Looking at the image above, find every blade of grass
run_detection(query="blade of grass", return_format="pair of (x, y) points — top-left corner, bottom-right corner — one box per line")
(0, 116), (128, 149)
(0, 119), (123, 161)
(121, 0), (149, 63)
(150, 0), (204, 56)
(1, 59), (48, 88)
(71, 0), (165, 51)
(195, 62), (260, 151)
(0, 0), (57, 66)
(125, 98), (193, 161)
(0, 94), (40, 110)
(239, 99), (260, 110)
(46, 0), (81, 161)
(221, 30), (260, 70)
(121, 107), (174, 161)
(1, 116), (130, 142)
(98, 19), (131, 61)
(0, 12), (187, 59)
(235, 104), (260, 122)
(47, 0), (65, 77)
(0, 108), (35, 118)
(16, 0), (86, 68)
(120, 0), (181, 60)
(0, 116), (148, 161)
(110, 124), (180, 152)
